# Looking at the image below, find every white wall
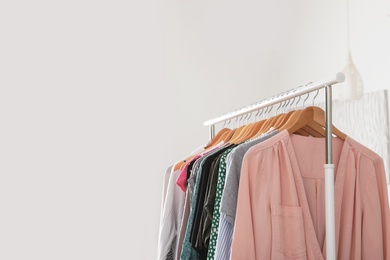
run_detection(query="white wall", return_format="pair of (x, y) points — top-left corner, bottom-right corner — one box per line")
(162, 0), (390, 161)
(0, 0), (389, 259)
(0, 1), (168, 259)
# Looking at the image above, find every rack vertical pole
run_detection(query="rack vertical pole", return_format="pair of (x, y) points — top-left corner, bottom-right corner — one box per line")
(209, 125), (215, 140)
(325, 85), (336, 260)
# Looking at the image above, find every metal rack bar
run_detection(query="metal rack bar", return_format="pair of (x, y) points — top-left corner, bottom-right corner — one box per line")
(204, 72), (345, 127)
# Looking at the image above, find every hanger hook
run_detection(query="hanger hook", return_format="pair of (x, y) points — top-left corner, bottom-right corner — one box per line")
(244, 113), (248, 124)
(268, 105), (273, 117)
(245, 112), (250, 124)
(289, 88), (298, 111)
(254, 109), (261, 121)
(264, 105), (269, 118)
(241, 113), (246, 124)
(240, 114), (245, 126)
(248, 112), (253, 123)
(245, 112), (250, 123)
(303, 92), (310, 108)
(284, 98), (291, 113)
(295, 94), (301, 109)
(279, 99), (285, 113)
(276, 101), (283, 115)
(288, 97), (295, 112)
(267, 105), (272, 118)
(232, 116), (238, 128)
(259, 107), (264, 120)
(237, 115), (243, 127)
(248, 111), (252, 122)
(302, 82), (313, 108)
(255, 109), (260, 121)
(242, 114), (248, 125)
(312, 89), (319, 106)
(282, 90), (291, 112)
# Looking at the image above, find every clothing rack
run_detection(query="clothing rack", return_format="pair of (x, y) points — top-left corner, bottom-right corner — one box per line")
(203, 72), (345, 260)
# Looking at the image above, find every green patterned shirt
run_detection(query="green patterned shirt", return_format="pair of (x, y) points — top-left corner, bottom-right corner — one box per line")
(206, 148), (234, 260)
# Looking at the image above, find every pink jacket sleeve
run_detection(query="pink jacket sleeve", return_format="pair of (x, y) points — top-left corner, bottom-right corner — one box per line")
(231, 149), (274, 259)
(361, 157), (390, 259)
(230, 155), (257, 259)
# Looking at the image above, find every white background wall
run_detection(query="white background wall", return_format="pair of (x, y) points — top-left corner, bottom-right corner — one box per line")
(0, 0), (389, 259)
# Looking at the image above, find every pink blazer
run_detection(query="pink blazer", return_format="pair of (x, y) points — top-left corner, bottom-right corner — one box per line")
(231, 130), (390, 260)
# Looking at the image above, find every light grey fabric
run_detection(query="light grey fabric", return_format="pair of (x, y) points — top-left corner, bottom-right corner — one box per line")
(215, 131), (279, 260)
(160, 166), (172, 217)
(220, 130), (278, 223)
(157, 169), (185, 260)
(175, 158), (202, 260)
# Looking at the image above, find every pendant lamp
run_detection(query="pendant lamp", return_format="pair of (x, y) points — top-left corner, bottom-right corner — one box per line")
(337, 0), (364, 100)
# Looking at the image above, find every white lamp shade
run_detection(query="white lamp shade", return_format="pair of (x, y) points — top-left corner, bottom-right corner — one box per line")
(335, 52), (364, 100)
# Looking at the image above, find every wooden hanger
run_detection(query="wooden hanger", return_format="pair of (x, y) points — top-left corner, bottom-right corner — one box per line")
(229, 123), (251, 144)
(309, 106), (346, 140)
(173, 127), (233, 171)
(229, 112), (265, 144)
(273, 110), (294, 129)
(246, 118), (267, 137)
(218, 128), (237, 145)
(278, 107), (315, 134)
(278, 106), (346, 140)
(173, 155), (193, 172)
(294, 107), (339, 138)
(271, 110), (313, 136)
(258, 113), (283, 134)
(227, 124), (249, 144)
(238, 118), (267, 141)
(249, 113), (283, 139)
(204, 127), (231, 149)
(301, 125), (324, 137)
(234, 120), (268, 144)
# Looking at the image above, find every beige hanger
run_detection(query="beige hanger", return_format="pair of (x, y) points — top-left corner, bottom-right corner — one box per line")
(204, 128), (231, 149)
(278, 106), (346, 140)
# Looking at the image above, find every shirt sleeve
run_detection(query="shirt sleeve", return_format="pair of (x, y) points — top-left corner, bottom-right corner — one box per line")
(230, 151), (258, 260)
(230, 143), (278, 260)
(214, 213), (234, 260)
(157, 170), (186, 260)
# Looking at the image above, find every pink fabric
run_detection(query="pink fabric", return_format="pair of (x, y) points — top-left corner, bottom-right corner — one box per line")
(176, 144), (223, 192)
(176, 155), (201, 192)
(231, 130), (390, 260)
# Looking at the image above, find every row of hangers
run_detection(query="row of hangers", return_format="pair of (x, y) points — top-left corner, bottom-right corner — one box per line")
(173, 94), (347, 171)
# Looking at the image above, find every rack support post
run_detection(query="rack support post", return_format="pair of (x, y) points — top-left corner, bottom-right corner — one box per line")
(325, 85), (336, 260)
(209, 125), (215, 140)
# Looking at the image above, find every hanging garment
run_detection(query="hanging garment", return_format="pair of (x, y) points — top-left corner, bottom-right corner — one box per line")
(180, 145), (233, 260)
(160, 166), (172, 219)
(157, 168), (186, 260)
(191, 153), (222, 251)
(198, 146), (239, 255)
(158, 166), (173, 259)
(176, 155), (201, 192)
(214, 130), (279, 260)
(176, 144), (224, 192)
(206, 148), (234, 260)
(176, 158), (203, 260)
(231, 130), (390, 260)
